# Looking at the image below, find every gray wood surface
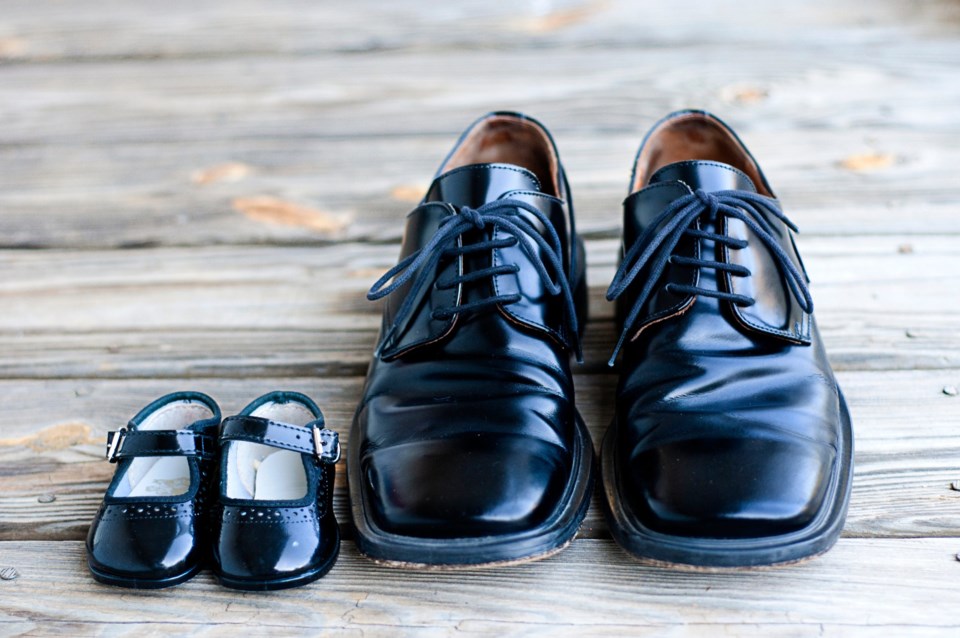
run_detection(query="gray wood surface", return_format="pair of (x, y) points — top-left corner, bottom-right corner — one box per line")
(1, 539), (958, 635)
(1, 0), (959, 634)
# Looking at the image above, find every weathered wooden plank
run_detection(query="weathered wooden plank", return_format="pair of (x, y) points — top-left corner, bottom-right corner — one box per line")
(1, 369), (958, 541)
(2, 127), (958, 248)
(3, 35), (956, 143)
(1, 0), (957, 61)
(3, 43), (960, 248)
(0, 0), (955, 633)
(0, 238), (956, 374)
(0, 538), (958, 634)
(1, 237), (957, 331)
(3, 308), (958, 381)
(1, 21), (958, 248)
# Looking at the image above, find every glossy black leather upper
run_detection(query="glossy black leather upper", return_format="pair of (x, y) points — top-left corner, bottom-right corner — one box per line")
(86, 392), (221, 585)
(354, 113), (588, 540)
(212, 392), (339, 586)
(611, 113), (844, 539)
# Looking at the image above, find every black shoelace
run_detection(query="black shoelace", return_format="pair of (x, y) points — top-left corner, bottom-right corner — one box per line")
(606, 189), (813, 366)
(368, 199), (582, 360)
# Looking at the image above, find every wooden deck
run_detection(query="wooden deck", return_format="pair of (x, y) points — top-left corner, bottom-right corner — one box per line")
(2, 0), (959, 634)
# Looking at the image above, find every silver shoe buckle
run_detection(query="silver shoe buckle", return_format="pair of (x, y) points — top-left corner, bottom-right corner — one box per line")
(311, 426), (340, 464)
(105, 429), (127, 462)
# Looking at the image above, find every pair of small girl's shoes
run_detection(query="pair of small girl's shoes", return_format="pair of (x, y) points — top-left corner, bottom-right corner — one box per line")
(86, 391), (341, 590)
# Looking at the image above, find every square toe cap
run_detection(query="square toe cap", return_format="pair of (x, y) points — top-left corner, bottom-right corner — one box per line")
(362, 434), (570, 538)
(624, 435), (836, 539)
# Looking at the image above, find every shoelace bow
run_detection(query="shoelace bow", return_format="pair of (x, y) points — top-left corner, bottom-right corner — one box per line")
(606, 188), (813, 366)
(368, 198), (582, 360)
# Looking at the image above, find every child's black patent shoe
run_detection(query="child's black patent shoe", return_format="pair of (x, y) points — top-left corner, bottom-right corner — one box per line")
(86, 391), (221, 589)
(211, 391), (340, 591)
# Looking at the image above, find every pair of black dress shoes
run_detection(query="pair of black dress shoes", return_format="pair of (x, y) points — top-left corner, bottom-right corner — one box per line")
(87, 391), (340, 590)
(350, 109), (854, 569)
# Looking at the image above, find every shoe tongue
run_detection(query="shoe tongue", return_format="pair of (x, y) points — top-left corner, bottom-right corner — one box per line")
(425, 163), (541, 208)
(648, 160), (756, 194)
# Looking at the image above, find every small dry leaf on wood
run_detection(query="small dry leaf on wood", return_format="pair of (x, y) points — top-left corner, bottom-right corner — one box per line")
(509, 0), (608, 33)
(838, 152), (895, 172)
(0, 38), (27, 58)
(390, 185), (426, 203)
(191, 162), (252, 185)
(0, 422), (96, 451)
(349, 267), (392, 280)
(232, 196), (350, 234)
(719, 84), (769, 104)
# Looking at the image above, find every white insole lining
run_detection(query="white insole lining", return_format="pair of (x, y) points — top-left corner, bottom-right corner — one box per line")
(113, 401), (214, 498)
(225, 402), (314, 501)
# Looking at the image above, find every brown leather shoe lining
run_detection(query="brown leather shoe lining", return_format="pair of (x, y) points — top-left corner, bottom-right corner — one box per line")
(442, 114), (560, 197)
(632, 113), (771, 196)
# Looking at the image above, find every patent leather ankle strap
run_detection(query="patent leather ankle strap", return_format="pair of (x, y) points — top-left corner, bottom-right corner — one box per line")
(220, 415), (340, 464)
(105, 429), (216, 463)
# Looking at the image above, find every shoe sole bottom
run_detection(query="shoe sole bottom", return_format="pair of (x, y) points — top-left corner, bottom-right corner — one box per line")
(600, 390), (855, 569)
(348, 411), (597, 569)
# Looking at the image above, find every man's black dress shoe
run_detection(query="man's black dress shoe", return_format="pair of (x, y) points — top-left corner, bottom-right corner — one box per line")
(86, 392), (221, 588)
(351, 112), (595, 566)
(212, 391), (340, 590)
(602, 110), (854, 567)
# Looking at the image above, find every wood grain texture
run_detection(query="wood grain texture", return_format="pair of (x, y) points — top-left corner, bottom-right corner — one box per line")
(1, 2), (959, 248)
(0, 539), (959, 635)
(3, 310), (958, 381)
(2, 0), (957, 61)
(0, 237), (956, 377)
(3, 127), (959, 247)
(2, 0), (960, 632)
(1, 369), (958, 542)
